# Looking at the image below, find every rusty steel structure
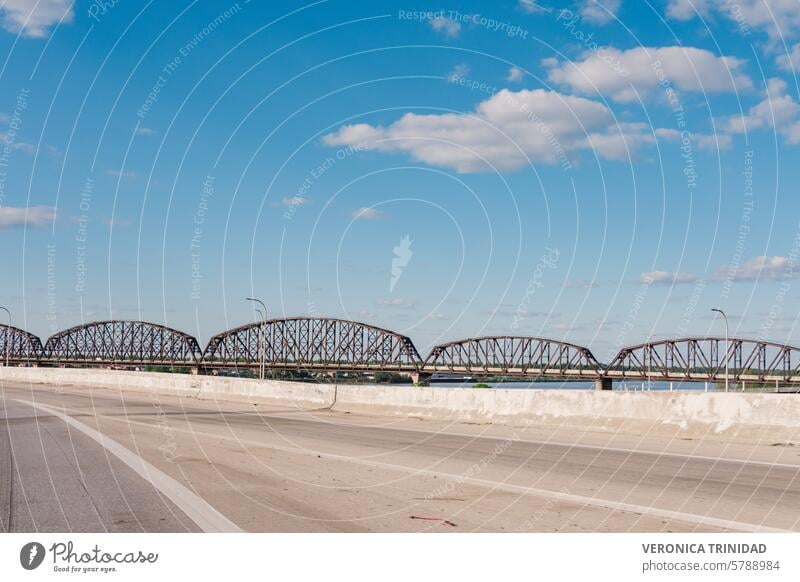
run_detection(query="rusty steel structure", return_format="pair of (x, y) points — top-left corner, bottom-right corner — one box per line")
(42, 320), (203, 366)
(3, 317), (800, 388)
(606, 337), (800, 383)
(422, 336), (603, 377)
(0, 324), (44, 364)
(202, 317), (422, 372)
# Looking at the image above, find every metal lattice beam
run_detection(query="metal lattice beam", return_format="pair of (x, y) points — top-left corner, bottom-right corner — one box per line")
(0, 324), (44, 363)
(422, 336), (603, 377)
(43, 320), (202, 365)
(202, 317), (422, 371)
(607, 337), (800, 383)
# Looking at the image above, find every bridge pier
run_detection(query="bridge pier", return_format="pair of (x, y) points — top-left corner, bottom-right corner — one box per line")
(410, 371), (432, 386)
(595, 377), (613, 391)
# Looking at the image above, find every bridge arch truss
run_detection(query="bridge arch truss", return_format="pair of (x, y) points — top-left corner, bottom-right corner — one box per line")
(607, 337), (800, 383)
(43, 320), (203, 366)
(202, 317), (422, 371)
(422, 336), (603, 377)
(0, 324), (44, 363)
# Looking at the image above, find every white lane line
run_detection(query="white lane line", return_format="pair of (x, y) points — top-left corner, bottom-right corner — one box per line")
(15, 399), (242, 533)
(97, 412), (790, 533)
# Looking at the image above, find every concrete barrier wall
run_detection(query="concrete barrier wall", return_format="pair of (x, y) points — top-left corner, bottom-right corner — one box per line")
(0, 367), (335, 409)
(2, 367), (800, 441)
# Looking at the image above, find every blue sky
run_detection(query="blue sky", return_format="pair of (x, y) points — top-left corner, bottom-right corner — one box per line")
(1, 0), (799, 359)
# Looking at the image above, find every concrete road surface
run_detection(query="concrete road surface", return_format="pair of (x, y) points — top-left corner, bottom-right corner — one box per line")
(2, 380), (800, 533)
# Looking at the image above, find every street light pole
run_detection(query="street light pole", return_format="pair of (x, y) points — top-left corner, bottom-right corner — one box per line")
(246, 298), (267, 380)
(0, 306), (10, 368)
(254, 308), (265, 381)
(711, 308), (729, 392)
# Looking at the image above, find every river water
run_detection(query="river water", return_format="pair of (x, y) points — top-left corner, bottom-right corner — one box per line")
(428, 380), (768, 392)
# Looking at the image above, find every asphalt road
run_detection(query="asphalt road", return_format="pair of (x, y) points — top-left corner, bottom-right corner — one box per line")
(2, 380), (800, 532)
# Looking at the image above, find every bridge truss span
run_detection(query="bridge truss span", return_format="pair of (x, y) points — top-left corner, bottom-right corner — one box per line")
(607, 337), (800, 383)
(422, 336), (603, 378)
(0, 324), (44, 363)
(201, 317), (422, 372)
(43, 320), (203, 366)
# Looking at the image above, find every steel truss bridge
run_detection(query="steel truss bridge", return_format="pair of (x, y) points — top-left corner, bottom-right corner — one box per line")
(2, 320), (800, 388)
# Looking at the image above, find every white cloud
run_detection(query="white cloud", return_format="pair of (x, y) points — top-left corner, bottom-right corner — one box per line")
(0, 0), (74, 38)
(324, 88), (658, 173)
(654, 128), (734, 151)
(0, 131), (35, 154)
(102, 217), (131, 227)
(506, 66), (524, 82)
(134, 127), (157, 136)
(641, 270), (698, 285)
(718, 78), (800, 144)
(665, 0), (711, 20)
(376, 298), (416, 309)
(0, 206), (56, 228)
(518, 0), (552, 14)
(564, 278), (598, 289)
(667, 0), (800, 39)
(279, 196), (308, 206)
(777, 43), (800, 71)
(106, 170), (137, 179)
(430, 16), (461, 38)
(545, 46), (752, 102)
(719, 256), (797, 281)
(580, 0), (621, 25)
(447, 63), (470, 82)
(351, 207), (385, 220)
(641, 255), (798, 287)
(694, 132), (734, 150)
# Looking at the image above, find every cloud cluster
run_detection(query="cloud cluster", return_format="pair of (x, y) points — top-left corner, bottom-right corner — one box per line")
(777, 44), (800, 71)
(579, 0), (622, 25)
(429, 16), (461, 38)
(716, 78), (800, 144)
(446, 63), (470, 83)
(506, 66), (524, 82)
(667, 0), (800, 40)
(642, 256), (798, 286)
(718, 78), (800, 144)
(720, 256), (797, 281)
(641, 270), (698, 285)
(545, 46), (752, 102)
(0, 206), (56, 228)
(351, 207), (385, 220)
(324, 88), (660, 173)
(0, 0), (73, 38)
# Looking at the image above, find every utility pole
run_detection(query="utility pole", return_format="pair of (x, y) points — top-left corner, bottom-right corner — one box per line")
(711, 308), (730, 392)
(254, 308), (265, 380)
(246, 298), (267, 380)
